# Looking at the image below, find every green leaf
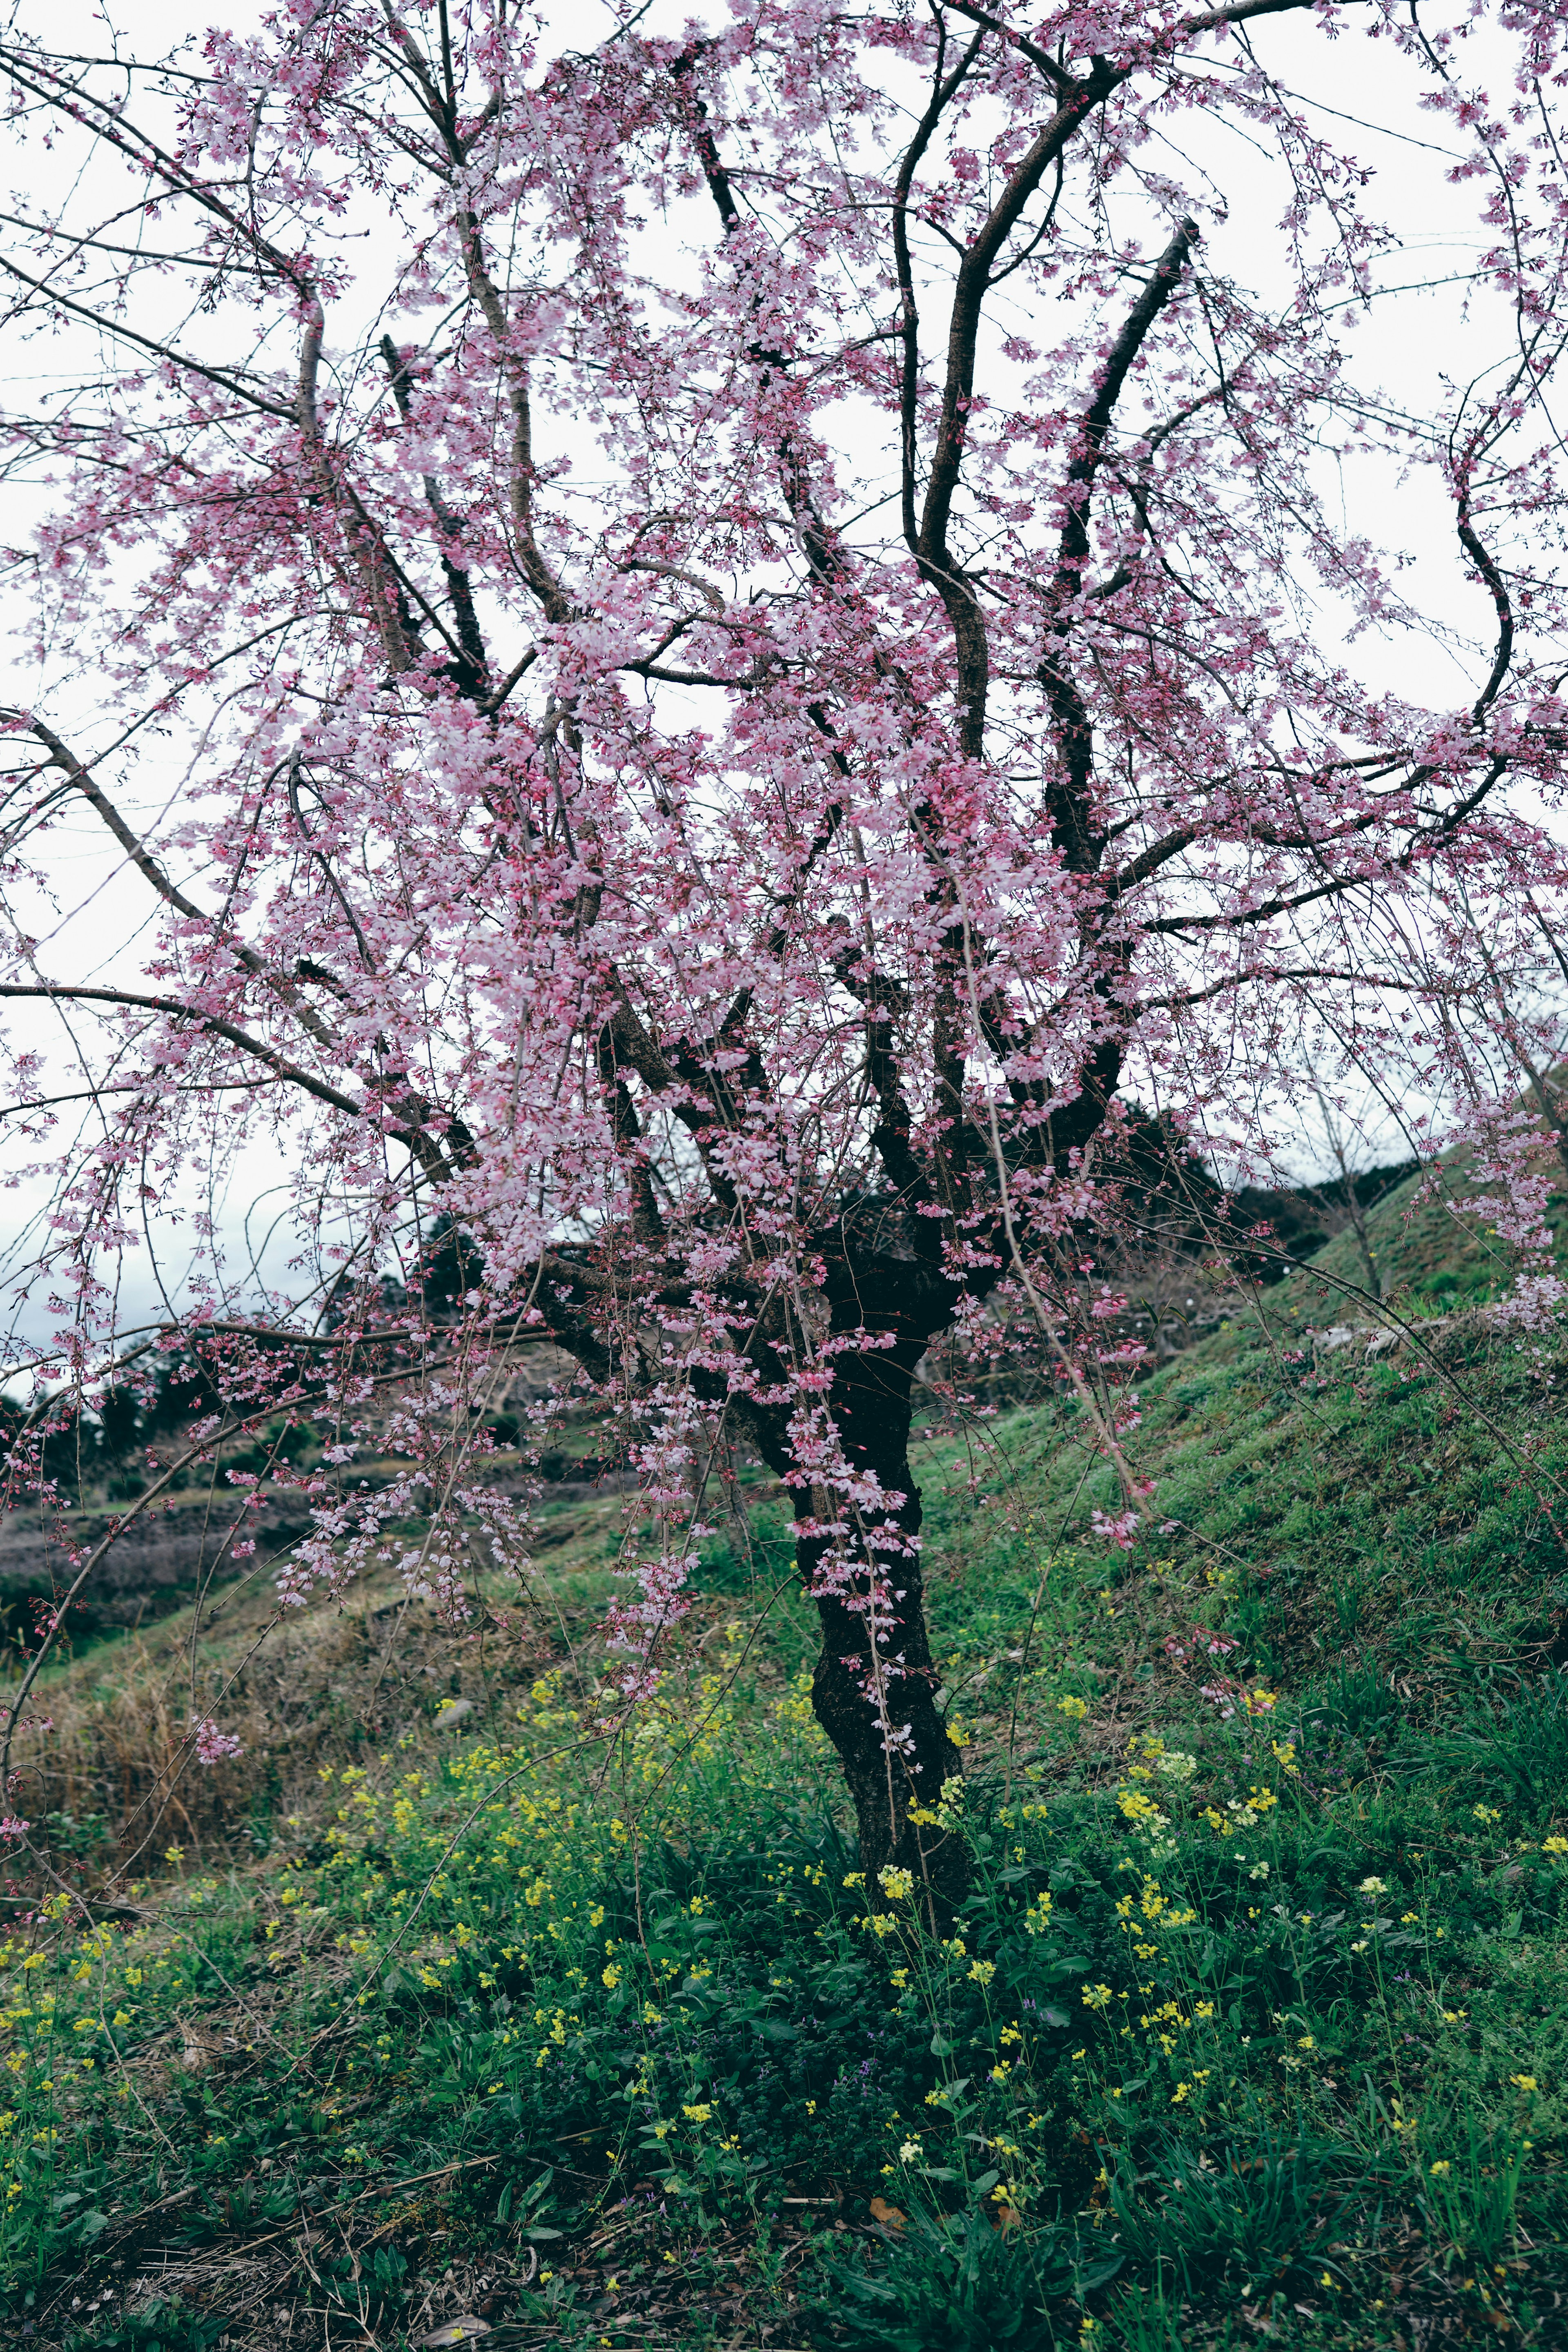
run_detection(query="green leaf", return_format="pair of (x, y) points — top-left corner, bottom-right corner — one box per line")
(1072, 2252), (1124, 2291)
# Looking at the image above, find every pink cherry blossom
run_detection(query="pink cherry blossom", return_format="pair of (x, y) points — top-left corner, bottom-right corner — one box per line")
(192, 1719), (245, 1767)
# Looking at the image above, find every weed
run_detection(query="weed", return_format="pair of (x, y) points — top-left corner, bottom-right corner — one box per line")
(1107, 2126), (1349, 2300)
(63, 2305), (227, 2352)
(813, 2197), (1117, 2350)
(1443, 1677), (1568, 1822)
(1100, 2279), (1187, 2352)
(1418, 2112), (1531, 2271)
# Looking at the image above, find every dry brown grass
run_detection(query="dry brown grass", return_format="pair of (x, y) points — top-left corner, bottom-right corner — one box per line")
(3, 1485), (626, 1889)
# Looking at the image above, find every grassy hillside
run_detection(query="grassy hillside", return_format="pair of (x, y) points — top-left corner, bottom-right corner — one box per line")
(6, 1163), (1568, 2349)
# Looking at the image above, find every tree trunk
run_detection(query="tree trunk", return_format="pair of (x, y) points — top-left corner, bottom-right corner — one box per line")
(791, 1261), (969, 1918)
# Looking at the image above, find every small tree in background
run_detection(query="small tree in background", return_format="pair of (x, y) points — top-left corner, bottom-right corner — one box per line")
(1, 1), (1566, 1902)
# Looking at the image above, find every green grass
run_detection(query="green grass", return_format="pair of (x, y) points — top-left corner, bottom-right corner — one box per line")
(7, 1169), (1568, 2346)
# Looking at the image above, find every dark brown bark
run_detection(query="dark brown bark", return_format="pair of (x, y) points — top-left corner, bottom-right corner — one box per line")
(739, 1239), (971, 1919)
(797, 1363), (967, 1920)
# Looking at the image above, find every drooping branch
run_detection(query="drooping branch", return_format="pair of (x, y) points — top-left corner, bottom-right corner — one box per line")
(908, 3), (1323, 752)
(2, 713), (343, 1054)
(827, 922), (932, 1219)
(0, 983), (368, 1118)
(0, 984), (461, 1181)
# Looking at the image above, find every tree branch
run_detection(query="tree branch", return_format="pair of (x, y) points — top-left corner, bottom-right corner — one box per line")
(894, 20), (989, 558)
(0, 980), (370, 1105)
(2, 712), (342, 1052)
(380, 333), (491, 695)
(944, 2), (1073, 96)
(1039, 219), (1198, 875)
(0, 982), (461, 1176)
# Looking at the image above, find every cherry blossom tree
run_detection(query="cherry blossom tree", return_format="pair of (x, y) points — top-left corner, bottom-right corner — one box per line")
(1, 0), (1566, 1903)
